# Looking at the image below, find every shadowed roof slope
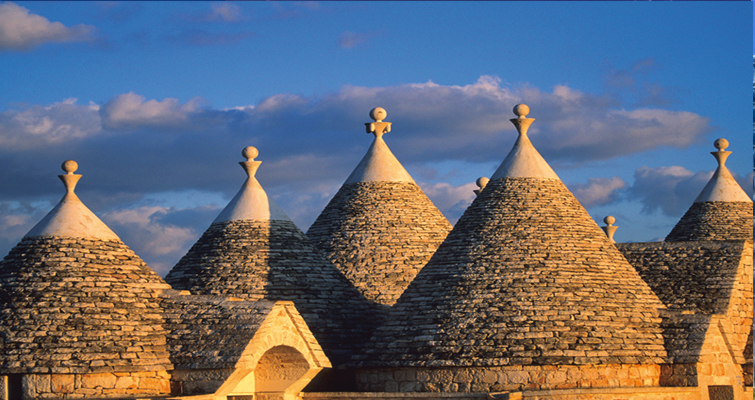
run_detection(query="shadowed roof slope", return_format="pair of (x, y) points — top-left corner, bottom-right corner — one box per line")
(666, 138), (752, 242)
(306, 107), (452, 306)
(164, 147), (377, 366)
(357, 105), (667, 368)
(0, 161), (173, 375)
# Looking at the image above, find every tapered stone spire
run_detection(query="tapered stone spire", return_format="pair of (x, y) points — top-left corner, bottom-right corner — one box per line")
(165, 146), (377, 366)
(24, 160), (120, 240)
(307, 107), (452, 306)
(666, 138), (752, 241)
(358, 105), (666, 391)
(0, 161), (173, 394)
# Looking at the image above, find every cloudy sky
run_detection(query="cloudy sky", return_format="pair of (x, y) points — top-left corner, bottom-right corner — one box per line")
(0, 1), (752, 276)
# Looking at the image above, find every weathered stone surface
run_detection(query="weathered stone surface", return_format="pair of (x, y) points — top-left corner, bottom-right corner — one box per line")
(665, 201), (752, 242)
(618, 241), (750, 314)
(307, 181), (451, 306)
(357, 178), (667, 368)
(0, 237), (173, 375)
(161, 293), (273, 370)
(165, 219), (379, 366)
(354, 364), (662, 392)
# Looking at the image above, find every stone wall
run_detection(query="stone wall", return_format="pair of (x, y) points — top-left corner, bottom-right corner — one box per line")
(4, 370), (171, 399)
(301, 388), (702, 400)
(354, 365), (662, 392)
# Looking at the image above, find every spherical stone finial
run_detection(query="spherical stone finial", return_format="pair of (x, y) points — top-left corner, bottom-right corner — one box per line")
(513, 104), (530, 119)
(713, 138), (729, 151)
(370, 107), (387, 122)
(242, 146), (259, 161)
(603, 215), (616, 226)
(476, 176), (489, 189)
(61, 160), (78, 174)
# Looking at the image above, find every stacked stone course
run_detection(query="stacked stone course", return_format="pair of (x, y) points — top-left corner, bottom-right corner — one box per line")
(0, 237), (174, 398)
(358, 178), (667, 376)
(165, 219), (378, 366)
(665, 202), (752, 242)
(307, 181), (451, 306)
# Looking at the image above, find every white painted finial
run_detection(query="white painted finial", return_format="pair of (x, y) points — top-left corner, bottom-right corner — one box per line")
(59, 160), (82, 194)
(710, 137), (731, 169)
(513, 104), (530, 119)
(242, 146), (259, 161)
(365, 107), (392, 138)
(370, 107), (387, 122)
(602, 215), (617, 243)
(474, 177), (489, 196)
(62, 160), (78, 174)
(713, 138), (729, 152)
(239, 146), (261, 179)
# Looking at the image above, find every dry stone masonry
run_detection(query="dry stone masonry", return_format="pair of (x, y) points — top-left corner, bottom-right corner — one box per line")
(165, 219), (378, 367)
(0, 107), (752, 400)
(307, 181), (452, 306)
(307, 108), (452, 306)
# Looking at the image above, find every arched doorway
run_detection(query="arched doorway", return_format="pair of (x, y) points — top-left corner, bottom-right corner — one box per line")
(253, 345), (310, 400)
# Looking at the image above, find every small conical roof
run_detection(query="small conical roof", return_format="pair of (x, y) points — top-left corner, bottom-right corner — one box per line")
(0, 161), (172, 376)
(164, 147), (378, 366)
(306, 107), (452, 306)
(24, 160), (119, 240)
(213, 146), (291, 223)
(666, 138), (752, 241)
(358, 105), (667, 368)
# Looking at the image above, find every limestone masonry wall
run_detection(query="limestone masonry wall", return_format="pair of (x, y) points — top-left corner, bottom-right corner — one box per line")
(13, 370), (171, 399)
(354, 365), (662, 392)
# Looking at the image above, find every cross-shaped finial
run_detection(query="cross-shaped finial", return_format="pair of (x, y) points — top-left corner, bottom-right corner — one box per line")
(365, 107), (392, 138)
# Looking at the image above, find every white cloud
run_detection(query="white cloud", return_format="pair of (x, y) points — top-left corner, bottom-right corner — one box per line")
(101, 206), (203, 276)
(418, 181), (477, 225)
(627, 166), (711, 216)
(100, 92), (204, 129)
(0, 98), (102, 150)
(0, 2), (96, 51)
(208, 2), (243, 22)
(568, 176), (626, 208)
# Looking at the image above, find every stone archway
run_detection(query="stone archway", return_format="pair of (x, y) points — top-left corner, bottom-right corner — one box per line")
(254, 345), (311, 397)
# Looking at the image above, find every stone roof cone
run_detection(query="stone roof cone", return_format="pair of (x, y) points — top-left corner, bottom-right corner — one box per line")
(665, 138), (753, 241)
(306, 107), (452, 306)
(164, 147), (377, 366)
(0, 161), (173, 381)
(358, 105), (667, 369)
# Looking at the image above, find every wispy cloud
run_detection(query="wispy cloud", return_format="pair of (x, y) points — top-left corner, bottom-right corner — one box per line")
(626, 166), (753, 216)
(338, 31), (376, 49)
(569, 176), (626, 208)
(0, 2), (97, 52)
(0, 76), (726, 272)
(206, 2), (245, 22)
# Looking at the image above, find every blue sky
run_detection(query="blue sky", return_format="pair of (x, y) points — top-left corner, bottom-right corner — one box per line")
(0, 1), (752, 276)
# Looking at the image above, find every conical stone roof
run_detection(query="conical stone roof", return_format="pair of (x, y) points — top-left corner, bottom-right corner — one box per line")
(306, 107), (452, 306)
(164, 147), (377, 366)
(666, 138), (752, 242)
(0, 160), (173, 375)
(358, 105), (667, 368)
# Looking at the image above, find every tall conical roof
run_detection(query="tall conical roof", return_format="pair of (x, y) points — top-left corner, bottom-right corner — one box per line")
(0, 161), (173, 376)
(358, 105), (667, 368)
(666, 138), (752, 241)
(164, 147), (377, 366)
(306, 107), (452, 306)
